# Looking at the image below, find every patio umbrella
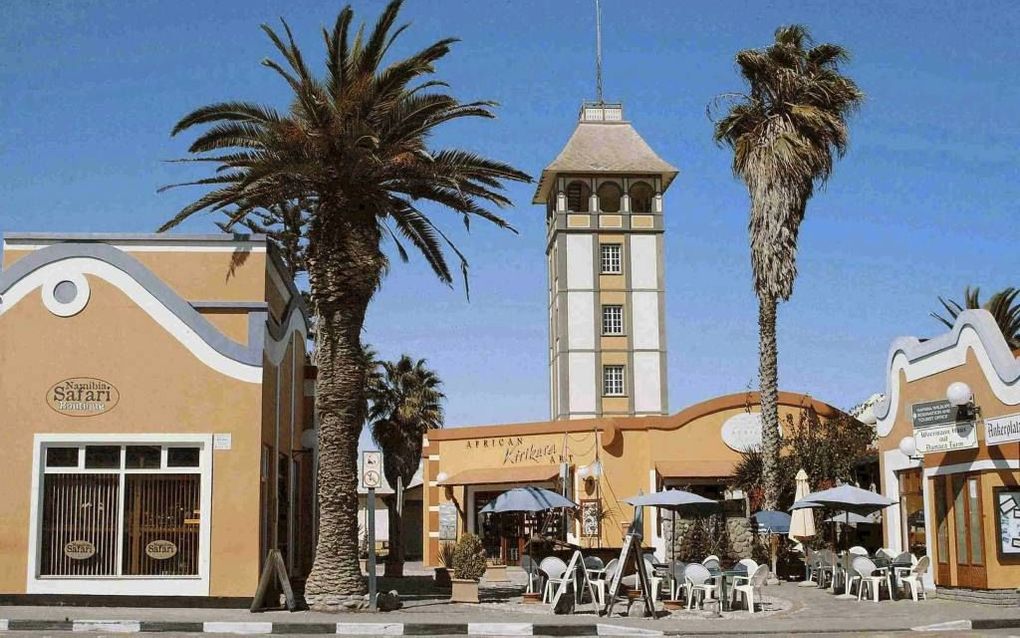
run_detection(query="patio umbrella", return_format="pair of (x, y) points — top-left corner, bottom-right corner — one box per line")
(478, 487), (577, 593)
(625, 489), (717, 601)
(791, 483), (895, 516)
(752, 511), (791, 583)
(824, 512), (879, 526)
(788, 469), (816, 541)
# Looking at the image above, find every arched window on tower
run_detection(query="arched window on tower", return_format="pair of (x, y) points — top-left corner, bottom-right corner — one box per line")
(566, 181), (590, 212)
(597, 182), (622, 213)
(629, 181), (653, 213)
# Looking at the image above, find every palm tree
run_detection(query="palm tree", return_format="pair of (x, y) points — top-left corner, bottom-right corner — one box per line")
(367, 355), (444, 577)
(712, 25), (863, 511)
(932, 286), (1020, 349)
(158, 1), (530, 607)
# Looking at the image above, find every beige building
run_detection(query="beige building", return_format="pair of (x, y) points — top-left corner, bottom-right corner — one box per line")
(874, 309), (1020, 595)
(0, 233), (312, 600)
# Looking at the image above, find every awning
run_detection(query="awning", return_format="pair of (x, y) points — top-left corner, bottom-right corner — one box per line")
(655, 460), (734, 479)
(437, 466), (559, 486)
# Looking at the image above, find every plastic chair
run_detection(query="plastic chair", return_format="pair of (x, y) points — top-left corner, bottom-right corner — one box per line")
(582, 556), (606, 606)
(899, 556), (930, 602)
(731, 564), (769, 613)
(684, 563), (719, 610)
(668, 561), (688, 600)
(621, 558), (663, 605)
(701, 555), (720, 571)
(521, 555), (541, 594)
(875, 547), (897, 560)
(852, 556), (892, 602)
(848, 546), (869, 557)
(540, 556), (571, 604)
(892, 551), (916, 585)
(815, 549), (835, 588)
(731, 558), (758, 587)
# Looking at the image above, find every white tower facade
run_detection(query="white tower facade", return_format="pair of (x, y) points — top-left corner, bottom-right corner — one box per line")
(534, 102), (677, 420)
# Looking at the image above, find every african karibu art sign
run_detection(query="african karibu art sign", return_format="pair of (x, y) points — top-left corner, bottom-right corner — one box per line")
(47, 378), (119, 417)
(462, 436), (559, 465)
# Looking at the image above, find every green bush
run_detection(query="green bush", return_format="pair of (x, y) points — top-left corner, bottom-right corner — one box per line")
(452, 533), (487, 581)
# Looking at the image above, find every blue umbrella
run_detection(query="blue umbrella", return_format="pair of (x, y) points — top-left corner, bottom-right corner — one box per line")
(625, 489), (716, 509)
(791, 484), (895, 516)
(752, 510), (792, 534)
(478, 487), (577, 514)
(825, 512), (879, 526)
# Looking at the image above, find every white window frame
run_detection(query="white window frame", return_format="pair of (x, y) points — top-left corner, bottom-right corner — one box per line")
(27, 433), (213, 596)
(603, 365), (626, 397)
(600, 244), (622, 274)
(602, 305), (624, 336)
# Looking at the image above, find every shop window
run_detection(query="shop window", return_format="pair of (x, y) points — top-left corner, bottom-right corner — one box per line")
(597, 182), (622, 213)
(566, 181), (590, 212)
(629, 181), (653, 213)
(38, 442), (203, 578)
(167, 447), (200, 467)
(600, 243), (622, 274)
(46, 447), (79, 468)
(898, 469), (926, 556)
(603, 365), (625, 396)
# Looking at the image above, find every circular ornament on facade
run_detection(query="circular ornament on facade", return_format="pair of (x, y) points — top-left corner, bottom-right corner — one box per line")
(42, 271), (90, 317)
(720, 412), (781, 452)
(145, 540), (178, 560)
(64, 540), (96, 560)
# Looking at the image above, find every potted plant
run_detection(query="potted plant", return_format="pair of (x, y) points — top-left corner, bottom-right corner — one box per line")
(434, 542), (455, 587)
(484, 556), (509, 583)
(450, 533), (487, 603)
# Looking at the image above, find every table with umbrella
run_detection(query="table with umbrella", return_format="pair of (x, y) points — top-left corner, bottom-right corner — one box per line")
(751, 510), (791, 584)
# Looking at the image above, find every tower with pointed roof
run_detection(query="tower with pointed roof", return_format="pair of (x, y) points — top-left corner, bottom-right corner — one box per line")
(535, 102), (677, 420)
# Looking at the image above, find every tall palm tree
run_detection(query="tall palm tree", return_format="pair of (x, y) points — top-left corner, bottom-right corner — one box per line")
(367, 355), (444, 577)
(159, 1), (530, 607)
(713, 25), (863, 510)
(932, 286), (1020, 349)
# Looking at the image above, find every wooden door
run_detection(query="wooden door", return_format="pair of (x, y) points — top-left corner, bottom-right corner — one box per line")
(951, 474), (987, 588)
(934, 476), (951, 584)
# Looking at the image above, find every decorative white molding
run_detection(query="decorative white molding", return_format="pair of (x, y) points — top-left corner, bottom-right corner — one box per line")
(874, 310), (1020, 438)
(41, 269), (90, 317)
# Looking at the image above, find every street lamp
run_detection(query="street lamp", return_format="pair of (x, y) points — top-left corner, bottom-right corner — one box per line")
(898, 435), (922, 462)
(946, 381), (973, 407)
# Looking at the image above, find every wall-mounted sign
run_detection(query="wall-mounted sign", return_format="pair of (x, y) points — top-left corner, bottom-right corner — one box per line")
(145, 540), (178, 560)
(47, 378), (119, 417)
(362, 450), (383, 489)
(580, 500), (601, 538)
(438, 502), (458, 541)
(985, 413), (1020, 447)
(64, 540), (96, 560)
(995, 488), (1020, 556)
(910, 400), (978, 454)
(721, 412), (782, 452)
(213, 433), (232, 450)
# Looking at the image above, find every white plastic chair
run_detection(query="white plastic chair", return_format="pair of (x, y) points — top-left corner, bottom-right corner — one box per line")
(731, 558), (759, 587)
(582, 556), (606, 606)
(875, 547), (897, 560)
(621, 558), (663, 605)
(684, 563), (719, 609)
(668, 561), (688, 600)
(731, 564), (769, 613)
(852, 556), (892, 602)
(848, 546), (869, 557)
(815, 549), (835, 588)
(892, 551), (916, 585)
(540, 556), (571, 604)
(899, 556), (930, 602)
(701, 555), (720, 571)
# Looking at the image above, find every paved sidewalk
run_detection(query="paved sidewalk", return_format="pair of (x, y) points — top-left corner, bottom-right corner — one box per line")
(1, 584), (1018, 635)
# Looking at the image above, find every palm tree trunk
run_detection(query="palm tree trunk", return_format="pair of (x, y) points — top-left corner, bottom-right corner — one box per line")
(383, 488), (405, 577)
(303, 218), (384, 610)
(758, 295), (782, 511)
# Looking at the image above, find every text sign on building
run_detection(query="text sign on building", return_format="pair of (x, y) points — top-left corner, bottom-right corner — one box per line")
(910, 399), (978, 454)
(985, 412), (1020, 447)
(362, 450), (383, 489)
(145, 540), (178, 560)
(438, 503), (458, 541)
(47, 378), (119, 417)
(63, 540), (96, 560)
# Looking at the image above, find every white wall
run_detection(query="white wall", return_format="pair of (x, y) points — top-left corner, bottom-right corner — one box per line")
(567, 291), (595, 350)
(565, 235), (593, 289)
(629, 235), (657, 289)
(633, 352), (662, 413)
(568, 352), (597, 414)
(631, 292), (660, 350)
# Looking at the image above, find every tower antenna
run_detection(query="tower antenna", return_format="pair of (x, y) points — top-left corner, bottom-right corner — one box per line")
(594, 0), (604, 103)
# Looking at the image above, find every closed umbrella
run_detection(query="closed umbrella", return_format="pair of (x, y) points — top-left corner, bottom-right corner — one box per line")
(788, 469), (816, 541)
(479, 487), (577, 593)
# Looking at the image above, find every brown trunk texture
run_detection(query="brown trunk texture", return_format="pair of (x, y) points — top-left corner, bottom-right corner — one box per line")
(758, 295), (782, 511)
(383, 493), (405, 577)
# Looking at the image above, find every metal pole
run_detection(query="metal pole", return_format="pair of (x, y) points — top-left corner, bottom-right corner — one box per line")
(368, 488), (377, 610)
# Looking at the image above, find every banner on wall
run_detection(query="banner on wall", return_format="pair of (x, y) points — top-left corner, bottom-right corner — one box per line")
(985, 412), (1020, 447)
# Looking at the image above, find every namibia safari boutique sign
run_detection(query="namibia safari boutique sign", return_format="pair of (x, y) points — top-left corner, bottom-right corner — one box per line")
(47, 378), (119, 417)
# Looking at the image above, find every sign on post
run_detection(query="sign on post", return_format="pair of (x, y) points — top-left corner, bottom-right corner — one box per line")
(910, 400), (978, 454)
(362, 450), (382, 611)
(362, 450), (383, 489)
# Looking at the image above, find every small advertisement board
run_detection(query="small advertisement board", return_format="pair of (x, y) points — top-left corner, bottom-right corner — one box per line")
(910, 399), (978, 454)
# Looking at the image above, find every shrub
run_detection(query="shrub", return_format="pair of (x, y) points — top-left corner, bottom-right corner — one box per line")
(452, 533), (487, 581)
(437, 542), (456, 569)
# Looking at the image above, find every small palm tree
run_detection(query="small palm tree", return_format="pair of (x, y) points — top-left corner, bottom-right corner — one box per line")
(367, 355), (444, 577)
(713, 25), (863, 511)
(159, 1), (530, 607)
(932, 286), (1020, 349)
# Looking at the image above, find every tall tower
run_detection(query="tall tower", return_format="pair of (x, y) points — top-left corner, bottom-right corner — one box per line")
(535, 102), (677, 420)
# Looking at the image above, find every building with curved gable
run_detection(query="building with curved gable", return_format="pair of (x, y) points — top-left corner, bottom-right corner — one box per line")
(0, 233), (313, 601)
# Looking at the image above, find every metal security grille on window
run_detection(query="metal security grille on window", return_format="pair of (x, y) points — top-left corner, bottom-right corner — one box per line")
(602, 306), (623, 335)
(601, 244), (621, 274)
(604, 366), (625, 396)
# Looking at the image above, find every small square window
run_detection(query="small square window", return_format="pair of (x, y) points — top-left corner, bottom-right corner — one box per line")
(85, 445), (121, 469)
(126, 446), (161, 469)
(46, 447), (79, 468)
(602, 305), (624, 335)
(167, 447), (200, 468)
(600, 244), (622, 274)
(603, 365), (625, 396)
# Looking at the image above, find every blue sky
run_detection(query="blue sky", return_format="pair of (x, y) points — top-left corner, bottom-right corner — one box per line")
(2, 1), (1017, 431)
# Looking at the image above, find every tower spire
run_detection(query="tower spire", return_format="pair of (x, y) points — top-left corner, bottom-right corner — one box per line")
(594, 0), (604, 103)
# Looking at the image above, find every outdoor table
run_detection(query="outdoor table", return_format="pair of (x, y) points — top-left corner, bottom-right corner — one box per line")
(707, 567), (747, 611)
